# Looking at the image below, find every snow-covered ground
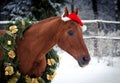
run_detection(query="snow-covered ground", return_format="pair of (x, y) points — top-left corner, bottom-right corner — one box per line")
(52, 52), (120, 83)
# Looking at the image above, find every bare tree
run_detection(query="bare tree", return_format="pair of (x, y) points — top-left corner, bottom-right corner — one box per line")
(71, 0), (74, 12)
(92, 0), (98, 19)
(116, 0), (120, 30)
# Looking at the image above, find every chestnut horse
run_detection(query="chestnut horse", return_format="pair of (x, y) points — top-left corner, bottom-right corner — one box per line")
(0, 8), (90, 77)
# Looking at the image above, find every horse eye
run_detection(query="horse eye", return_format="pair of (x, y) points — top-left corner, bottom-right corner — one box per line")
(68, 30), (74, 36)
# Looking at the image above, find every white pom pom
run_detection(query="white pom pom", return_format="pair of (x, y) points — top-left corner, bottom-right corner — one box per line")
(81, 25), (87, 32)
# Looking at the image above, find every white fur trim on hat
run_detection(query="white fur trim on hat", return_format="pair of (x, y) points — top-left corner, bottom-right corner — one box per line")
(61, 13), (71, 22)
(81, 25), (87, 32)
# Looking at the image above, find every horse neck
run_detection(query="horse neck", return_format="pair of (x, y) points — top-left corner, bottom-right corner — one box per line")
(23, 16), (62, 54)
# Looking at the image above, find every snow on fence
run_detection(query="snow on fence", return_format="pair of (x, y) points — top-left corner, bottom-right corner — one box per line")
(0, 20), (120, 57)
(1, 19), (120, 24)
(84, 36), (120, 40)
(0, 20), (120, 26)
(83, 20), (120, 24)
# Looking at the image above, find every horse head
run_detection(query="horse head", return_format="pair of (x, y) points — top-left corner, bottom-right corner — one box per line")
(57, 7), (90, 67)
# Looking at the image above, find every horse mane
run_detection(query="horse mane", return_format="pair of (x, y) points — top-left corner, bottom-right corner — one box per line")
(37, 16), (60, 24)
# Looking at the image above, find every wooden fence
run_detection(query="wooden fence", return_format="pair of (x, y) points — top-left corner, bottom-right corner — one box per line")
(0, 20), (120, 56)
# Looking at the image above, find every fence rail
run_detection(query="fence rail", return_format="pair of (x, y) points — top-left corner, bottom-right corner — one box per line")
(82, 20), (120, 24)
(0, 20), (120, 24)
(0, 21), (15, 24)
(84, 36), (120, 40)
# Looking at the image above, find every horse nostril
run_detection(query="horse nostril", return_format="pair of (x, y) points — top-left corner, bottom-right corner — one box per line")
(77, 56), (90, 67)
(82, 56), (90, 62)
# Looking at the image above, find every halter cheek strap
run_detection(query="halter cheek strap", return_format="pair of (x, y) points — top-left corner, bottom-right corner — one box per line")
(61, 13), (87, 32)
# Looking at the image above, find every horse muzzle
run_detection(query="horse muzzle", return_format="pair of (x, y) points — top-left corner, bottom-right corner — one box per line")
(77, 55), (90, 67)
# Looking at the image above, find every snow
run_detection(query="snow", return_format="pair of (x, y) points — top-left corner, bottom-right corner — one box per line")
(52, 52), (120, 83)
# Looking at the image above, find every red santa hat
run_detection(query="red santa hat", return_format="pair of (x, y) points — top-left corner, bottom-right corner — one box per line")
(61, 13), (87, 32)
(68, 13), (83, 26)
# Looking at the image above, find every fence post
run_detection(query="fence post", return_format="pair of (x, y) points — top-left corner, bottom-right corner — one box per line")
(94, 22), (100, 59)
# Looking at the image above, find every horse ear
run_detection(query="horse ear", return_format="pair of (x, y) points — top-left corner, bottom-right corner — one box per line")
(61, 7), (71, 22)
(63, 7), (69, 17)
(74, 8), (78, 15)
